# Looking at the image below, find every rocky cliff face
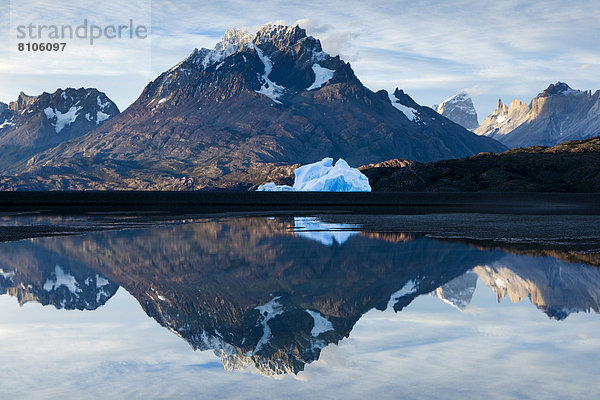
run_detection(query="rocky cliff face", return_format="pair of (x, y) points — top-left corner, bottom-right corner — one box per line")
(7, 24), (504, 190)
(0, 88), (119, 171)
(433, 90), (479, 131)
(475, 82), (600, 148)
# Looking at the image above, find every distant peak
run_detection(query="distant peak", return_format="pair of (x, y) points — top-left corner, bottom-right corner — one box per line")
(441, 90), (470, 104)
(435, 90), (479, 130)
(536, 82), (580, 98)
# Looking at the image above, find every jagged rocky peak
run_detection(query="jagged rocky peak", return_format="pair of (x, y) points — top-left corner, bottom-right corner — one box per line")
(435, 90), (479, 131)
(496, 98), (509, 114)
(509, 98), (529, 110)
(217, 28), (254, 51)
(149, 23), (343, 104)
(254, 24), (311, 49)
(8, 91), (37, 111)
(536, 82), (581, 98)
(180, 23), (328, 72)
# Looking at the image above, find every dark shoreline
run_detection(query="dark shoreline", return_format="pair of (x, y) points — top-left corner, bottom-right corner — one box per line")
(0, 191), (599, 215)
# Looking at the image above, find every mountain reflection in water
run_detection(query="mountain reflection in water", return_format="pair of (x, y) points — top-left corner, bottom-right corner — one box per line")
(0, 216), (598, 376)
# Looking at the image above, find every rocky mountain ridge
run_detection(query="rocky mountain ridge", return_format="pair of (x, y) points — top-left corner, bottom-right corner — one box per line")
(0, 88), (119, 171)
(475, 82), (600, 148)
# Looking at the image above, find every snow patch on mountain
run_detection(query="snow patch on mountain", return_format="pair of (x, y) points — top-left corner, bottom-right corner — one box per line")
(389, 93), (418, 121)
(254, 296), (284, 353)
(305, 309), (334, 336)
(387, 278), (422, 309)
(44, 105), (82, 133)
(96, 111), (110, 124)
(253, 45), (285, 104)
(96, 95), (111, 109)
(306, 64), (335, 91)
(43, 264), (80, 293)
(0, 117), (14, 129)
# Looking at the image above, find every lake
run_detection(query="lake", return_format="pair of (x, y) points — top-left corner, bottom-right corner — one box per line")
(0, 213), (598, 399)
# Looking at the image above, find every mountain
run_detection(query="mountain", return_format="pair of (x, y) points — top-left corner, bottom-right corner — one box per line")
(474, 254), (600, 320)
(362, 136), (600, 192)
(0, 88), (119, 171)
(433, 90), (479, 130)
(1, 217), (599, 374)
(0, 218), (501, 375)
(433, 271), (478, 310)
(8, 24), (505, 190)
(0, 238), (118, 310)
(475, 82), (600, 148)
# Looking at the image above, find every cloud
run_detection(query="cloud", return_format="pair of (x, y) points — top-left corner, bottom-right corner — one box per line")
(1, 0), (599, 116)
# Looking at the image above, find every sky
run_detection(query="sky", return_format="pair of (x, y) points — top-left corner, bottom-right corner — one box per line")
(0, 0), (598, 120)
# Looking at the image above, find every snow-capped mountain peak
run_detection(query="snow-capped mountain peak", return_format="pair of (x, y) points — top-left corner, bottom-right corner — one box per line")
(434, 90), (479, 131)
(441, 89), (471, 105)
(150, 24), (342, 104)
(536, 81), (581, 98)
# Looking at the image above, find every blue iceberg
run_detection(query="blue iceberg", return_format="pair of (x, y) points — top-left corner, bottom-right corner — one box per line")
(257, 158), (371, 192)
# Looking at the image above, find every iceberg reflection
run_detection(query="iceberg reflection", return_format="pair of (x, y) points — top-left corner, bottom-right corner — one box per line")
(293, 216), (360, 245)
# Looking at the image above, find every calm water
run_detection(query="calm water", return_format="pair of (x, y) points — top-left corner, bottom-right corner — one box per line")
(0, 215), (599, 399)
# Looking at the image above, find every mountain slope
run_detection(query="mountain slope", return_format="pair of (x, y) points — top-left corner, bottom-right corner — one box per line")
(362, 136), (600, 192)
(0, 88), (119, 171)
(433, 90), (479, 130)
(13, 24), (505, 190)
(475, 82), (600, 148)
